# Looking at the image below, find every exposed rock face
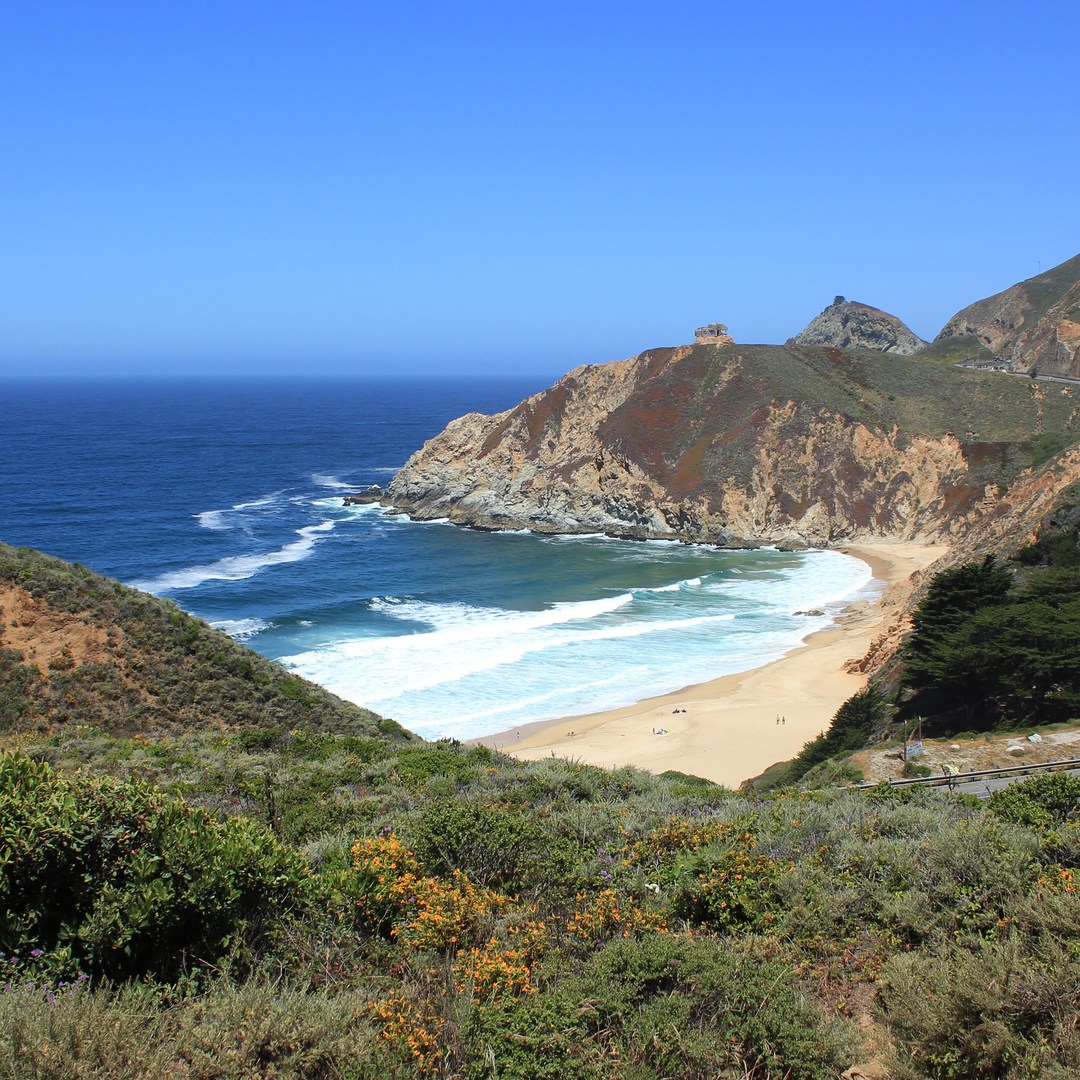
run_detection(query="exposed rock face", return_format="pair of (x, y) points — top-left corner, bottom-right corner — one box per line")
(788, 297), (927, 355)
(385, 343), (1079, 547)
(934, 252), (1080, 377)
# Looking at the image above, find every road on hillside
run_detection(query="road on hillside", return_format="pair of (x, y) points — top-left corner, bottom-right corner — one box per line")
(945, 766), (1080, 799)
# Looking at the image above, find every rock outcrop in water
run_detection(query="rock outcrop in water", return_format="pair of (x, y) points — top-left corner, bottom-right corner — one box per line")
(385, 342), (1080, 548)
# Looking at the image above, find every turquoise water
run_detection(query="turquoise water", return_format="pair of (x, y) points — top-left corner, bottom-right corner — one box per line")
(1, 378), (875, 740)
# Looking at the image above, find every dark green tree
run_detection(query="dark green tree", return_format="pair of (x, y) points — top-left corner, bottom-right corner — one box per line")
(902, 557), (1014, 719)
(903, 560), (1080, 728)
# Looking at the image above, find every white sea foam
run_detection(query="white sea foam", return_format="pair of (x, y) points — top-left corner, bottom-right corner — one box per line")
(211, 617), (273, 639)
(275, 547), (873, 740)
(196, 510), (230, 530)
(310, 474), (355, 489)
(541, 532), (611, 543)
(638, 575), (703, 593)
(341, 500), (391, 515)
(131, 520), (336, 594)
(235, 494), (281, 510)
(701, 550), (872, 614)
(369, 592), (634, 634)
(195, 493), (281, 530)
(279, 589), (734, 710)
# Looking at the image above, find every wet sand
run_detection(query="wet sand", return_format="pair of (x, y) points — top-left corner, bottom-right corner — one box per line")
(477, 541), (948, 788)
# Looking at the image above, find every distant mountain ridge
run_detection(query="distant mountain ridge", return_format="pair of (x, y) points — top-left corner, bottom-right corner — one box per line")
(932, 252), (1080, 378)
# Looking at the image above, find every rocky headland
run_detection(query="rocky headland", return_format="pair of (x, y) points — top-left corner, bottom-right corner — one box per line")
(376, 252), (1080, 557)
(382, 342), (1079, 550)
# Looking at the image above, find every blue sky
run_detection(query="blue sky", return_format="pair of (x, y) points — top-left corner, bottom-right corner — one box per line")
(2, 1), (1078, 379)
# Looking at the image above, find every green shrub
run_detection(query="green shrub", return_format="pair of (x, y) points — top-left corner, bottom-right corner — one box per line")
(406, 798), (578, 898)
(0, 976), (378, 1079)
(902, 761), (933, 778)
(0, 752), (310, 982)
(474, 936), (858, 1080)
(669, 842), (793, 932)
(878, 935), (1080, 1078)
(988, 771), (1080, 830)
(393, 743), (480, 788)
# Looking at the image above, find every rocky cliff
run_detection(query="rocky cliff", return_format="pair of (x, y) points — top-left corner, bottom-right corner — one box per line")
(789, 297), (927, 355)
(933, 252), (1080, 377)
(385, 343), (1080, 547)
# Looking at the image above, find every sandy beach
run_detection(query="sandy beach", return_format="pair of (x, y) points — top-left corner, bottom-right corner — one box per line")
(478, 541), (949, 788)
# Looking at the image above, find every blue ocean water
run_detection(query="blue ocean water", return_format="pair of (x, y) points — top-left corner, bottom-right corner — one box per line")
(1, 377), (875, 740)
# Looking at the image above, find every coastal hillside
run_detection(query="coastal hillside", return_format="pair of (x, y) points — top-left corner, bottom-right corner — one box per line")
(930, 251), (1080, 376)
(0, 542), (411, 742)
(384, 341), (1080, 547)
(2, 549), (1078, 1076)
(788, 295), (927, 354)
(3, 584), (1078, 1077)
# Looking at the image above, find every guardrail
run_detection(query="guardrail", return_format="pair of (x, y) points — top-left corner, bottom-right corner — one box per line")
(853, 757), (1080, 790)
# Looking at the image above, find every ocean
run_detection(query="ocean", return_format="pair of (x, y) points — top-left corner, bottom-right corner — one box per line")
(1, 377), (875, 741)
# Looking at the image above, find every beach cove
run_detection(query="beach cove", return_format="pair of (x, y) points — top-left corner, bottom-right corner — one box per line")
(480, 541), (948, 787)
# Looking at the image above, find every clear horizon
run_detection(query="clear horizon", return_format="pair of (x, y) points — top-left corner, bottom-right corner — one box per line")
(2, 1), (1078, 379)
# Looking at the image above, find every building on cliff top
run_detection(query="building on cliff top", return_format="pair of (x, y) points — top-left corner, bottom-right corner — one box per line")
(695, 323), (734, 346)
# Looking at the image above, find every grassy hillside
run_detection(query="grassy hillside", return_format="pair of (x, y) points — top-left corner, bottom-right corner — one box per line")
(596, 343), (1080, 498)
(710, 344), (1076, 443)
(0, 542), (412, 742)
(1, 544), (1078, 1077)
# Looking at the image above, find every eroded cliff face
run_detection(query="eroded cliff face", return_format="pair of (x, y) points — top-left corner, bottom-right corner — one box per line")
(386, 344), (1079, 547)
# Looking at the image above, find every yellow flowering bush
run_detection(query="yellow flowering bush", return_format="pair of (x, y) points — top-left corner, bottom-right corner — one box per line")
(627, 817), (757, 868)
(1036, 866), (1076, 894)
(673, 848), (791, 931)
(351, 832), (507, 951)
(369, 990), (444, 1075)
(567, 888), (668, 944)
(454, 935), (535, 998)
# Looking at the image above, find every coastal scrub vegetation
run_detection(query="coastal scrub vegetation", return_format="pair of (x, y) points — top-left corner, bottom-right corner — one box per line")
(2, 727), (1079, 1077)
(2, 545), (1080, 1075)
